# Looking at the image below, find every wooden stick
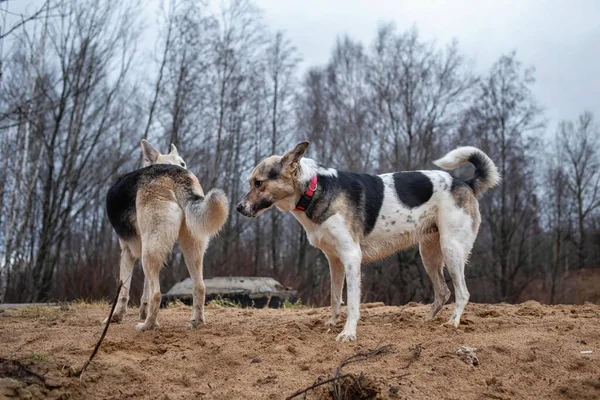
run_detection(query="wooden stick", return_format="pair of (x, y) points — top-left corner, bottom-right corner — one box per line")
(286, 343), (393, 400)
(285, 374), (356, 400)
(69, 280), (123, 379)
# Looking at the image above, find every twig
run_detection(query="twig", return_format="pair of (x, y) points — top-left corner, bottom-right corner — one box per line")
(401, 343), (422, 369)
(332, 343), (393, 399)
(336, 343), (394, 375)
(286, 343), (394, 400)
(285, 374), (356, 400)
(397, 372), (411, 380)
(68, 280), (123, 379)
(0, 0), (54, 40)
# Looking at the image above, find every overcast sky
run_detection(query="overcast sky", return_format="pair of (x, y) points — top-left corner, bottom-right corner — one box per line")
(5, 0), (600, 128)
(254, 0), (600, 128)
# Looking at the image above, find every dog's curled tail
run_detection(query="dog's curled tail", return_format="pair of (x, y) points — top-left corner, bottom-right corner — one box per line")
(185, 189), (230, 239)
(433, 146), (500, 197)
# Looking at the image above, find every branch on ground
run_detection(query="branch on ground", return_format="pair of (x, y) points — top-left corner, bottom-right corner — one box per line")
(67, 280), (123, 380)
(286, 343), (394, 400)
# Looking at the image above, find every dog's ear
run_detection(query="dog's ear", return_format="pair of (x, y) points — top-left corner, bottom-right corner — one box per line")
(141, 139), (161, 167)
(281, 141), (309, 171)
(170, 143), (179, 155)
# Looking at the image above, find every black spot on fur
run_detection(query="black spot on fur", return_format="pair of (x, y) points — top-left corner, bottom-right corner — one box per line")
(189, 193), (204, 202)
(468, 153), (488, 185)
(267, 167), (280, 180)
(307, 172), (384, 235)
(254, 198), (274, 211)
(391, 221), (396, 225)
(393, 172), (433, 208)
(106, 164), (190, 240)
(381, 215), (386, 220)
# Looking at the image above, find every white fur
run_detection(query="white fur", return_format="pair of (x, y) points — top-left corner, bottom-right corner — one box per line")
(141, 139), (186, 169)
(293, 212), (362, 342)
(299, 158), (338, 182)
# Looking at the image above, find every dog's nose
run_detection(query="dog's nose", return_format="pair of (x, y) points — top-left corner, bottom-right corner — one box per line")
(236, 203), (244, 214)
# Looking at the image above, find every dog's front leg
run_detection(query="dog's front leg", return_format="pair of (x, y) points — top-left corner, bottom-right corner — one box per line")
(336, 247), (362, 342)
(325, 253), (345, 327)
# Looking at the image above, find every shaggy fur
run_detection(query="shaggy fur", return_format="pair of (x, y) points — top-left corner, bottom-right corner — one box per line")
(237, 142), (499, 342)
(105, 140), (229, 330)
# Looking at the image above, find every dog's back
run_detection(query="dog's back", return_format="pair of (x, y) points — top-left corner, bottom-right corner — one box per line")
(106, 164), (202, 242)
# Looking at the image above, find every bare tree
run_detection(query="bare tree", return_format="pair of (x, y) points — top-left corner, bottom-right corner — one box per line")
(0, 2), (598, 306)
(559, 112), (600, 269)
(265, 30), (300, 275)
(460, 52), (544, 301)
(369, 25), (475, 171)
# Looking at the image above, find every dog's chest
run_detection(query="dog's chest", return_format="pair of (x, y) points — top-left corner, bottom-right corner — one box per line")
(300, 218), (327, 248)
(293, 212), (345, 253)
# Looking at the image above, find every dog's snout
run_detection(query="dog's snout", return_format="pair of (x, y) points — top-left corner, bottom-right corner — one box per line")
(236, 202), (245, 214)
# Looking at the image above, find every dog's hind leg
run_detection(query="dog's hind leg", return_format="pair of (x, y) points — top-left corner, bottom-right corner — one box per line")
(139, 276), (149, 320)
(324, 252), (345, 327)
(136, 202), (182, 331)
(179, 229), (208, 329)
(105, 241), (136, 324)
(439, 232), (474, 328)
(419, 233), (451, 321)
(136, 251), (164, 331)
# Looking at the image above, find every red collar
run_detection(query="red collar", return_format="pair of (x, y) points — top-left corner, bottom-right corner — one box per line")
(295, 175), (317, 211)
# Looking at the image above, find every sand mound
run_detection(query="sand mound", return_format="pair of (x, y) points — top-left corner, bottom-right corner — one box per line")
(0, 301), (599, 399)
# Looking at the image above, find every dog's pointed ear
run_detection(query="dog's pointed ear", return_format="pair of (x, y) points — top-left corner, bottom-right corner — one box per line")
(281, 141), (309, 171)
(170, 143), (179, 155)
(141, 139), (161, 167)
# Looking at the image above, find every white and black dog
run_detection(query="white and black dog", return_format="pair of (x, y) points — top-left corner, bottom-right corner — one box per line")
(237, 142), (499, 342)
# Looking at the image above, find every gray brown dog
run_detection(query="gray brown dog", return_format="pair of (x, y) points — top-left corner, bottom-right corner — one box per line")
(105, 140), (229, 330)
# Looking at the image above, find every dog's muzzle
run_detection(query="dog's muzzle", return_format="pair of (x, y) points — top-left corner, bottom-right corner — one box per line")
(236, 198), (273, 218)
(236, 202), (251, 217)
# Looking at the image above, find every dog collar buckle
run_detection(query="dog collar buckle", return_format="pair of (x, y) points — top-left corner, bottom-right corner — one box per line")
(295, 176), (317, 212)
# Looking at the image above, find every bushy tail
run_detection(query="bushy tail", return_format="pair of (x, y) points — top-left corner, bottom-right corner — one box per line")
(185, 189), (229, 239)
(433, 146), (500, 197)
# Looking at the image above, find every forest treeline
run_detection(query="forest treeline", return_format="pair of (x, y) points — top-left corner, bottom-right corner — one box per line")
(1, 0), (598, 305)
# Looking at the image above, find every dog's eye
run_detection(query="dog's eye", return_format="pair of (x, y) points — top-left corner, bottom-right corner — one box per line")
(180, 162), (186, 167)
(254, 180), (262, 188)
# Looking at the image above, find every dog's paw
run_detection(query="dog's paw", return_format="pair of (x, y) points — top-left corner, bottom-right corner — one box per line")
(103, 313), (123, 325)
(335, 330), (357, 342)
(136, 321), (159, 331)
(187, 318), (205, 330)
(442, 319), (460, 329)
(423, 313), (437, 322)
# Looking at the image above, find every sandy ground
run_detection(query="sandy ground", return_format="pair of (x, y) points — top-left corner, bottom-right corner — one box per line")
(0, 300), (599, 399)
